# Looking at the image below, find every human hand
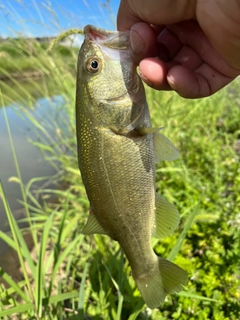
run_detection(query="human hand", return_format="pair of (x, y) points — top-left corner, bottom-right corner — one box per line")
(117, 0), (240, 98)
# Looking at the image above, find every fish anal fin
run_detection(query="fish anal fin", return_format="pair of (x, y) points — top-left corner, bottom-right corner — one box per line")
(134, 257), (188, 309)
(154, 132), (179, 162)
(82, 211), (108, 235)
(152, 194), (180, 239)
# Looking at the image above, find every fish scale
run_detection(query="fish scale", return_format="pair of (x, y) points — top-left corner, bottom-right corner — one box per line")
(76, 24), (188, 309)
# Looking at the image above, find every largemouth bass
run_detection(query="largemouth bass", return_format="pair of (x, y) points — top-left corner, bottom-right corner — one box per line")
(76, 25), (187, 309)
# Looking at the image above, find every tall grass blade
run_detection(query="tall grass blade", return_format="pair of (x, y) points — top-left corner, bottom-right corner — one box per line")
(0, 268), (28, 302)
(1, 95), (31, 223)
(50, 233), (85, 288)
(0, 291), (80, 317)
(0, 230), (17, 249)
(178, 291), (219, 302)
(167, 201), (201, 262)
(77, 262), (90, 319)
(0, 182), (35, 305)
(103, 260), (124, 320)
(35, 211), (55, 318)
(0, 302), (34, 317)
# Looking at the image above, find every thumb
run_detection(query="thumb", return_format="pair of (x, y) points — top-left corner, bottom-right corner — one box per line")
(117, 0), (195, 31)
(117, 0), (142, 31)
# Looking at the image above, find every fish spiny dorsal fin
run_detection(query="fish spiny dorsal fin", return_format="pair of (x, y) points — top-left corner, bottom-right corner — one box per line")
(152, 193), (180, 239)
(82, 210), (108, 235)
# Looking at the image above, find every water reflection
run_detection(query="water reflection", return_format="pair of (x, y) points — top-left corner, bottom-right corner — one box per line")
(0, 79), (69, 256)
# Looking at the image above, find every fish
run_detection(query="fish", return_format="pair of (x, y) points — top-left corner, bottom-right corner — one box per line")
(75, 24), (188, 309)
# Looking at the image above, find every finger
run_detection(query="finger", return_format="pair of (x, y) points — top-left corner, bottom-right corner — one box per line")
(197, 0), (240, 69)
(139, 58), (176, 90)
(117, 0), (141, 31)
(191, 64), (235, 96)
(117, 0), (195, 30)
(139, 58), (235, 98)
(129, 22), (160, 65)
(172, 45), (203, 70)
(157, 27), (182, 59)
(167, 20), (239, 77)
(167, 65), (234, 98)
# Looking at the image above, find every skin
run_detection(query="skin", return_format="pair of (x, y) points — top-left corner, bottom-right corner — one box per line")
(117, 0), (240, 98)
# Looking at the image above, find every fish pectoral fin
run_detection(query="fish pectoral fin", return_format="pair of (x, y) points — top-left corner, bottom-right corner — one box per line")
(152, 193), (180, 239)
(135, 127), (162, 135)
(153, 132), (179, 162)
(82, 212), (108, 235)
(134, 127), (179, 162)
(110, 126), (161, 137)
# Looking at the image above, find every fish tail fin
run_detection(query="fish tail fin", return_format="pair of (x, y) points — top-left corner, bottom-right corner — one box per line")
(134, 257), (188, 309)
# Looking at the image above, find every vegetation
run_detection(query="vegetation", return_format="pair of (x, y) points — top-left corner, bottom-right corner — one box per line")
(0, 15), (239, 320)
(0, 37), (78, 78)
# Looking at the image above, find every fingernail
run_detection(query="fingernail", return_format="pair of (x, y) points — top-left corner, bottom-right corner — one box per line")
(139, 71), (153, 88)
(130, 29), (145, 54)
(167, 75), (178, 90)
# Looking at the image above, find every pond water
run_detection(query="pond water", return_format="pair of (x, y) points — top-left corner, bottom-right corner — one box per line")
(0, 78), (71, 256)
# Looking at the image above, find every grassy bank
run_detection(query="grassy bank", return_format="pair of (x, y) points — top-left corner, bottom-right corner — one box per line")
(0, 29), (240, 320)
(0, 37), (78, 80)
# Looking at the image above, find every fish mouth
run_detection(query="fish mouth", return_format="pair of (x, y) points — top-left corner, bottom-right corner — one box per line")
(84, 25), (129, 50)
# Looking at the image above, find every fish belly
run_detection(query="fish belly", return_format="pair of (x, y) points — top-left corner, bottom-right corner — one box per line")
(78, 124), (156, 274)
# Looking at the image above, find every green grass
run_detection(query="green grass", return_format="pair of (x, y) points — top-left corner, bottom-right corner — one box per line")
(0, 37), (78, 78)
(0, 16), (240, 320)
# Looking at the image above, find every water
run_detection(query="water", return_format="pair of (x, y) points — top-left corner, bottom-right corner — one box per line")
(0, 78), (69, 256)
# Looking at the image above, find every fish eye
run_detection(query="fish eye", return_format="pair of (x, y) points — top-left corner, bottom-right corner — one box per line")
(86, 57), (102, 74)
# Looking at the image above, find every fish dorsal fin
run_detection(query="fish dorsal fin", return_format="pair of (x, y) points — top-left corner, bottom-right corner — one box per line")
(152, 194), (180, 239)
(82, 211), (108, 235)
(153, 132), (179, 162)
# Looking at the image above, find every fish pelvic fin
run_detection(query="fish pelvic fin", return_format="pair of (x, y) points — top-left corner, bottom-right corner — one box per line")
(152, 194), (180, 239)
(134, 257), (188, 309)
